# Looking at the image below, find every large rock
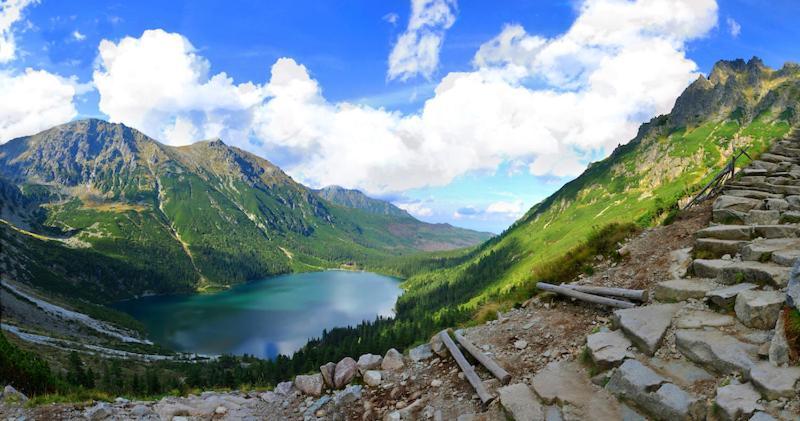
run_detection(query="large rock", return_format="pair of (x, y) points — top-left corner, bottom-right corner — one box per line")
(713, 195), (763, 212)
(409, 343), (433, 362)
(356, 354), (383, 374)
(764, 198), (789, 211)
(363, 370), (382, 387)
(497, 383), (544, 420)
(295, 373), (324, 396)
(613, 304), (679, 356)
(334, 357), (357, 389)
(531, 361), (623, 420)
(430, 333), (448, 357)
(85, 402), (113, 421)
(382, 348), (405, 371)
(333, 385), (362, 406)
(734, 290), (785, 329)
(714, 383), (762, 421)
(769, 312), (790, 366)
(605, 359), (704, 420)
(749, 362), (800, 400)
(654, 279), (716, 302)
(586, 330), (632, 368)
(275, 381), (293, 395)
(675, 329), (757, 375)
(706, 283), (757, 308)
(320, 362), (336, 389)
(1, 385), (27, 404)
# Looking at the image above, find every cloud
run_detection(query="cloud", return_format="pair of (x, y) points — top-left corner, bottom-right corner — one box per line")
(93, 29), (265, 146)
(387, 0), (457, 81)
(383, 12), (399, 26)
(0, 0), (37, 63)
(486, 200), (524, 217)
(72, 30), (86, 41)
(0, 0), (81, 143)
(0, 69), (79, 141)
(395, 201), (433, 217)
(89, 0), (718, 196)
(726, 17), (741, 38)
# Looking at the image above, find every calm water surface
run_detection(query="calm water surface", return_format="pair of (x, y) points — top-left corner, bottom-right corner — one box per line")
(114, 271), (401, 359)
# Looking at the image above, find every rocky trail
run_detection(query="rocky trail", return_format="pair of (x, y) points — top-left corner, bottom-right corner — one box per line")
(4, 135), (800, 420)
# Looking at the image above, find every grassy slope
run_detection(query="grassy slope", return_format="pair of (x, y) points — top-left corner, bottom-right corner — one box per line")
(399, 63), (799, 321)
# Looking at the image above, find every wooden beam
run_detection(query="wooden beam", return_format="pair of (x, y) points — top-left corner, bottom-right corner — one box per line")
(453, 331), (511, 385)
(438, 330), (494, 406)
(560, 284), (648, 302)
(537, 282), (636, 309)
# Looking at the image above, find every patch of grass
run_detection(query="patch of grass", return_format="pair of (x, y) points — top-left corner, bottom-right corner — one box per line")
(783, 307), (800, 361)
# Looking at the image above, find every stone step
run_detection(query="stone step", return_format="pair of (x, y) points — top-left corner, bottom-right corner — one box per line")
(674, 310), (735, 329)
(694, 238), (747, 257)
(612, 304), (679, 356)
(713, 195), (764, 213)
(653, 279), (718, 302)
(734, 290), (785, 329)
(696, 224), (800, 241)
(748, 362), (800, 401)
(740, 238), (800, 262)
(530, 361), (625, 419)
(706, 283), (758, 308)
(770, 248), (800, 266)
(759, 152), (796, 164)
(741, 168), (768, 176)
(779, 210), (800, 223)
(586, 329), (632, 368)
(605, 359), (705, 420)
(497, 383), (544, 420)
(743, 210), (781, 225)
(675, 329), (758, 376)
(714, 382), (763, 420)
(750, 160), (780, 172)
(691, 259), (790, 287)
(770, 144), (800, 157)
(722, 189), (783, 200)
(764, 197), (790, 211)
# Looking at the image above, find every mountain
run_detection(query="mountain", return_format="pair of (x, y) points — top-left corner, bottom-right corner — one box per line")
(398, 57), (800, 318)
(0, 119), (488, 301)
(315, 185), (492, 251)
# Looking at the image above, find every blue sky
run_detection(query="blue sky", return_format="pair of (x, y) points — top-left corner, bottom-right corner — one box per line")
(1, 0), (798, 233)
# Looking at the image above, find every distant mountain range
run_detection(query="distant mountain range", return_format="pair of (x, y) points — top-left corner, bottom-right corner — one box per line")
(0, 119), (490, 301)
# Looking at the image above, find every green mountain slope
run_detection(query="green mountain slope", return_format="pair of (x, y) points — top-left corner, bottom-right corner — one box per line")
(0, 120), (487, 300)
(399, 58), (800, 319)
(316, 185), (492, 251)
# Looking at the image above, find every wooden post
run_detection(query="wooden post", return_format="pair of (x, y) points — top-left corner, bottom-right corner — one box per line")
(438, 330), (494, 406)
(537, 282), (636, 309)
(453, 331), (511, 385)
(560, 284), (648, 302)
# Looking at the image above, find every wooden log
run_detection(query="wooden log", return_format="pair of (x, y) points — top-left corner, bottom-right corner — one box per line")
(560, 284), (648, 302)
(453, 331), (511, 385)
(537, 282), (636, 309)
(438, 330), (494, 406)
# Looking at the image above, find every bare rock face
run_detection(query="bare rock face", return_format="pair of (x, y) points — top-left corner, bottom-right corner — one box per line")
(334, 357), (357, 389)
(382, 348), (405, 371)
(294, 374), (323, 397)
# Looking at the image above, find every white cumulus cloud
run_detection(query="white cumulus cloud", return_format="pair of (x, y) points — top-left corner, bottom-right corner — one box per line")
(395, 201), (433, 217)
(0, 0), (36, 63)
(387, 0), (457, 81)
(94, 29), (265, 146)
(87, 0), (718, 197)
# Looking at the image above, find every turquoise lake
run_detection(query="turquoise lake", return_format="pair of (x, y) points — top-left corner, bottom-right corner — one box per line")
(114, 271), (402, 359)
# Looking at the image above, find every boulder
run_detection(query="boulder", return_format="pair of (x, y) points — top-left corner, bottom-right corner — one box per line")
(130, 405), (154, 418)
(586, 330), (632, 368)
(769, 312), (790, 366)
(653, 279), (716, 302)
(356, 354), (383, 374)
(734, 290), (785, 329)
(612, 304), (679, 356)
(382, 348), (405, 371)
(675, 329), (757, 375)
(333, 385), (362, 406)
(1, 385), (27, 404)
(363, 370), (382, 387)
(294, 374), (324, 396)
(85, 402), (113, 421)
(320, 362), (336, 389)
(497, 383), (544, 420)
(714, 383), (762, 421)
(334, 357), (357, 389)
(409, 343), (434, 362)
(749, 361), (800, 400)
(275, 381), (294, 395)
(605, 359), (704, 420)
(706, 283), (757, 308)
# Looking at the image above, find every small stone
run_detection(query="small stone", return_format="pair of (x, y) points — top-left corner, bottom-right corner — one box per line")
(382, 348), (405, 371)
(84, 402), (113, 421)
(514, 339), (528, 350)
(363, 370), (382, 387)
(431, 379), (442, 387)
(214, 406), (227, 415)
